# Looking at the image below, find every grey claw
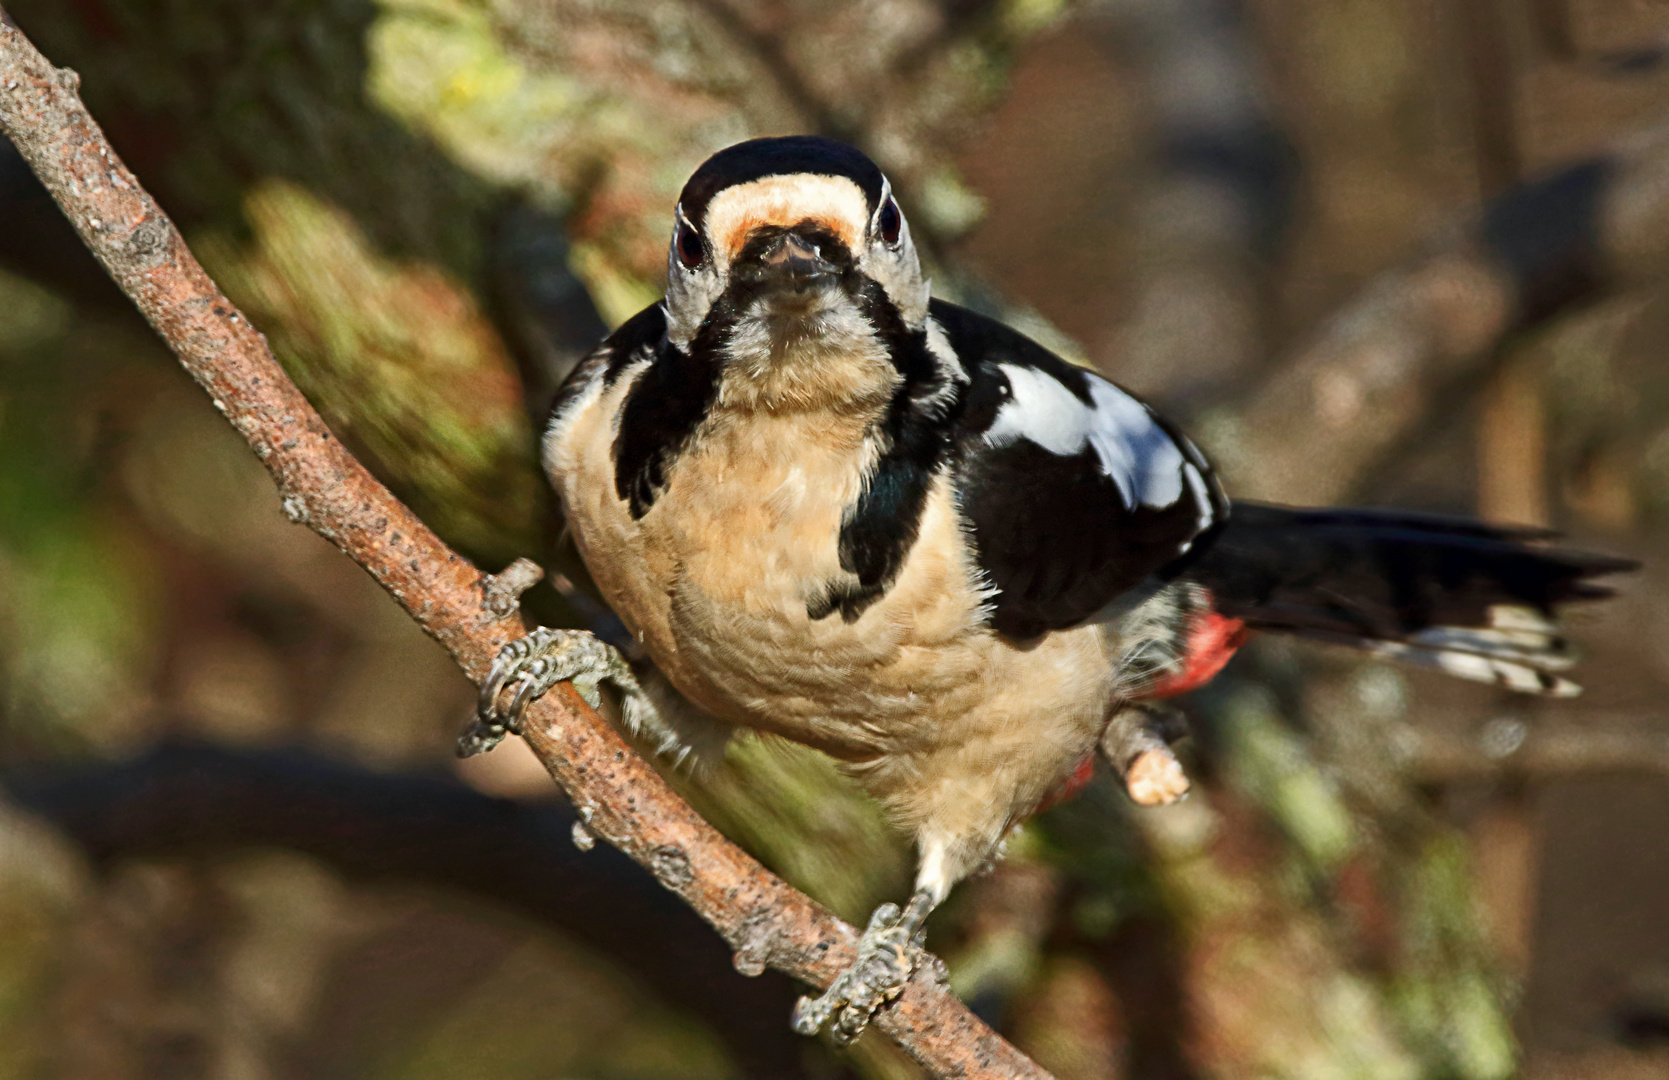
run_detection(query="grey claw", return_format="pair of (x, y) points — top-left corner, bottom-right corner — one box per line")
(791, 893), (932, 1043)
(507, 663), (547, 722)
(458, 629), (663, 761)
(477, 649), (517, 723)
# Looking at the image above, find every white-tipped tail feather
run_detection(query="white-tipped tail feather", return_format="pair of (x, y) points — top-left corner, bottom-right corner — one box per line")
(1191, 504), (1635, 697)
(1294, 603), (1583, 696)
(1298, 631), (1582, 696)
(1405, 604), (1576, 670)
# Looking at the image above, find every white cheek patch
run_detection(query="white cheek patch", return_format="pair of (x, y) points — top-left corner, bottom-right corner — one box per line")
(858, 239), (929, 328)
(984, 365), (1188, 510)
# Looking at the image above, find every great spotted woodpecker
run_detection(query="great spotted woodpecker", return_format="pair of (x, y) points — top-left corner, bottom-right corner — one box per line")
(459, 135), (1635, 1042)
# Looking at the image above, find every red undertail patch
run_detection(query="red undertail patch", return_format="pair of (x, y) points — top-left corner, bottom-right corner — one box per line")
(1143, 610), (1248, 700)
(1037, 606), (1248, 812)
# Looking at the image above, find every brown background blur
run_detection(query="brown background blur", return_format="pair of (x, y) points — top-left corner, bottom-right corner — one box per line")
(1, 1), (1667, 1078)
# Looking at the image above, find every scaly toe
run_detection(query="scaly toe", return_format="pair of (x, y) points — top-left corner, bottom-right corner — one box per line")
(456, 716), (510, 758)
(791, 909), (916, 1041)
(460, 629), (600, 757)
(791, 989), (838, 1037)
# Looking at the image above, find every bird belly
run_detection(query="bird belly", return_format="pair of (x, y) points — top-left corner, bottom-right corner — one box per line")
(551, 376), (1118, 819)
(650, 404), (976, 759)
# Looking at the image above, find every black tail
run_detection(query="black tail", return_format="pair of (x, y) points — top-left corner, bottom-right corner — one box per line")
(1187, 501), (1639, 695)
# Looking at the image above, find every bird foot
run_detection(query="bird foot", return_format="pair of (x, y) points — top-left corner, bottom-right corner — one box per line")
(458, 628), (647, 757)
(792, 892), (932, 1045)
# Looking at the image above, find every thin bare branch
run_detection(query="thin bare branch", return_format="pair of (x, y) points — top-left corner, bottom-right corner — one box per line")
(0, 18), (1049, 1080)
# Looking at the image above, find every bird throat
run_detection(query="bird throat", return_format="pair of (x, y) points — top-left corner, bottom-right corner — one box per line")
(714, 291), (900, 415)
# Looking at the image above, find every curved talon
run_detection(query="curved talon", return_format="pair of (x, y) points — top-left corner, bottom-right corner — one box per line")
(508, 666), (546, 721)
(457, 628), (674, 760)
(477, 655), (515, 723)
(791, 891), (934, 1043)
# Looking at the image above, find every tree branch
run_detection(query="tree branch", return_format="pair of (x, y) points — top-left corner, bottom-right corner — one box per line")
(0, 18), (1048, 1079)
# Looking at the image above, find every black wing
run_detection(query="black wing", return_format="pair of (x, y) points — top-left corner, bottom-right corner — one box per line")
(547, 301), (667, 428)
(545, 302), (728, 521)
(935, 300), (1226, 638)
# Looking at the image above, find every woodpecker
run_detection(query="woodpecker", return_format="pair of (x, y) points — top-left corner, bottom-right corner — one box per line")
(460, 135), (1636, 1042)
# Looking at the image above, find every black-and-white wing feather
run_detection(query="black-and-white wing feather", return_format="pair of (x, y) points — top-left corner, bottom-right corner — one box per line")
(935, 301), (1226, 638)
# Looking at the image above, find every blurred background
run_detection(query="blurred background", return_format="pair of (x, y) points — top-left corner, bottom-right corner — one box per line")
(1, 1), (1668, 1077)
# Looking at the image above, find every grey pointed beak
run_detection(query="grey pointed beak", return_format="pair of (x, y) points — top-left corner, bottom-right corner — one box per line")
(744, 232), (838, 289)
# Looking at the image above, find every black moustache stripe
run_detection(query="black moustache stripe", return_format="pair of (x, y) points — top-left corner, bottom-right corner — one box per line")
(613, 259), (961, 620)
(816, 282), (964, 622)
(612, 307), (728, 519)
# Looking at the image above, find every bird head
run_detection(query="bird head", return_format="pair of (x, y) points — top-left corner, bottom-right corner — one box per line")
(662, 137), (928, 364)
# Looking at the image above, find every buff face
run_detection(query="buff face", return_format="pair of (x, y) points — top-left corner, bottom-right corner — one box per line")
(663, 169), (929, 358)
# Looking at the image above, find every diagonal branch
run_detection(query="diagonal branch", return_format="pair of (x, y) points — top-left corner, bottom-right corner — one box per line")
(0, 17), (1048, 1080)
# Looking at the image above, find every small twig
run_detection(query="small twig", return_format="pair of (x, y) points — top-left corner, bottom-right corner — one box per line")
(1100, 705), (1191, 807)
(482, 556), (545, 619)
(0, 18), (1049, 1080)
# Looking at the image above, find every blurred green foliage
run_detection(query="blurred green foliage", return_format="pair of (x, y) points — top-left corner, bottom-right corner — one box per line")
(199, 180), (541, 563)
(0, 270), (161, 751)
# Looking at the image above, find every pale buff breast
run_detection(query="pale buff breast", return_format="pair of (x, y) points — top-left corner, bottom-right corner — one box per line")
(549, 362), (1121, 796)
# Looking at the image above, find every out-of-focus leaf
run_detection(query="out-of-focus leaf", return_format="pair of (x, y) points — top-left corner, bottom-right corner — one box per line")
(0, 269), (69, 354)
(377, 937), (736, 1080)
(1390, 833), (1517, 1080)
(0, 274), (163, 751)
(1214, 684), (1357, 873)
(676, 734), (910, 926)
(199, 179), (542, 563)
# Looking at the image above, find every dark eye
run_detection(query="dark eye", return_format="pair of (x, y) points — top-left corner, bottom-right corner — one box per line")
(878, 198), (901, 245)
(676, 222), (704, 269)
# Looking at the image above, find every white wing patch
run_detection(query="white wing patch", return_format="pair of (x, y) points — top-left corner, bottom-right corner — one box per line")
(984, 364), (1188, 509)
